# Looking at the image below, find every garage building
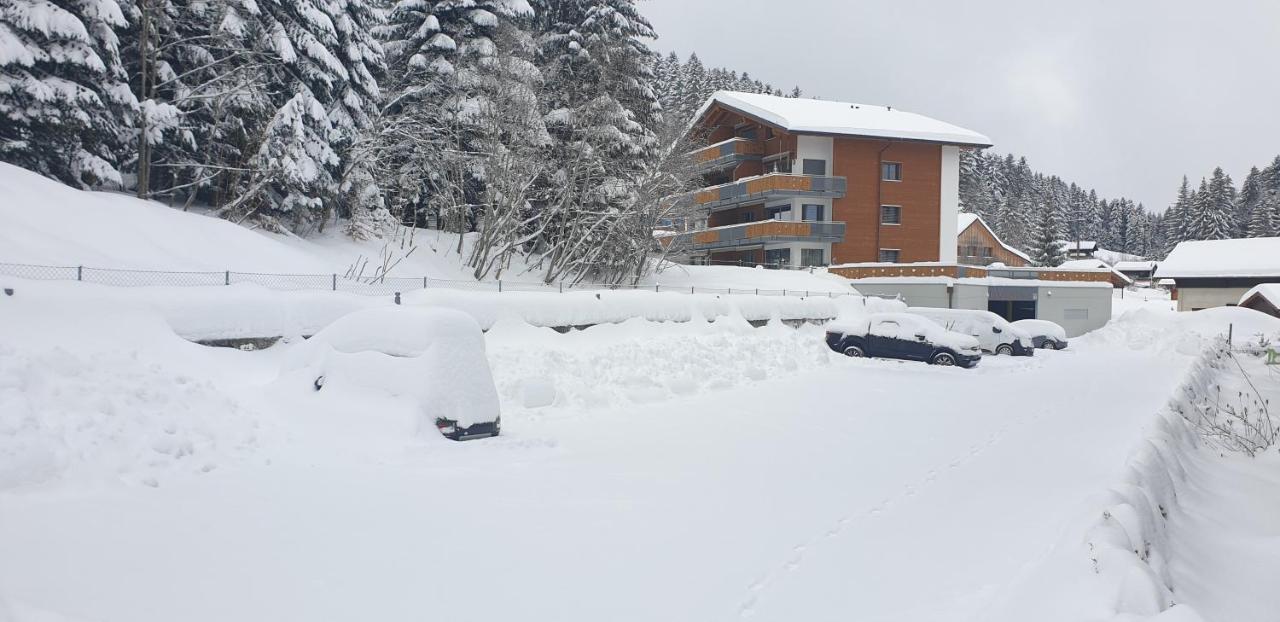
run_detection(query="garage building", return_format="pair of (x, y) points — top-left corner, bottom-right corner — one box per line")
(831, 264), (1113, 337)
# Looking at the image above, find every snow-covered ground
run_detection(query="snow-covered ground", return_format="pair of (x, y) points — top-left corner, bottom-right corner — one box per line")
(0, 162), (851, 294)
(4, 273), (1280, 621)
(6, 162), (1280, 622)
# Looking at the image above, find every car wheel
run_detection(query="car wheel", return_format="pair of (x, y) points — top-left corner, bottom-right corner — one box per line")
(1043, 340), (1058, 350)
(995, 344), (1014, 356)
(842, 344), (865, 358)
(931, 352), (956, 366)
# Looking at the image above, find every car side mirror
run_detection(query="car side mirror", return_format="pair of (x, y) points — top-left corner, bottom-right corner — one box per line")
(915, 334), (927, 341)
(992, 327), (1002, 333)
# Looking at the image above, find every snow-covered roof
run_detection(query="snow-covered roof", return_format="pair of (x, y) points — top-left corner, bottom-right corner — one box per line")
(1156, 238), (1280, 278)
(957, 212), (1032, 263)
(696, 91), (992, 147)
(1058, 240), (1098, 251)
(1239, 283), (1280, 308)
(1058, 259), (1133, 285)
(1113, 260), (1157, 272)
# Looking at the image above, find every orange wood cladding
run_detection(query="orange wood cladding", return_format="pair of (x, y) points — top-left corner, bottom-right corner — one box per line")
(830, 265), (979, 279)
(693, 230), (719, 245)
(744, 174), (810, 195)
(692, 139), (764, 162)
(745, 221), (811, 238)
(695, 174), (813, 206)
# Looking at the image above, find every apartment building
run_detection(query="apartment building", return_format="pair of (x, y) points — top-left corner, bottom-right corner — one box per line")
(668, 91), (991, 268)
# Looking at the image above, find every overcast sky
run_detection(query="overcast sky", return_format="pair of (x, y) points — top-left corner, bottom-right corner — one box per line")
(642, 0), (1280, 211)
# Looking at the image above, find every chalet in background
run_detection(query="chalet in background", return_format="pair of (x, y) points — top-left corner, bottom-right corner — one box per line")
(956, 213), (1030, 267)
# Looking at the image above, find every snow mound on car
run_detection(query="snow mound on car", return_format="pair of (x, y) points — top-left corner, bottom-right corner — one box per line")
(281, 307), (501, 429)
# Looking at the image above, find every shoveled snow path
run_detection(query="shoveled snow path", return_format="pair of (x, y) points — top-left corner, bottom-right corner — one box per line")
(0, 337), (1191, 622)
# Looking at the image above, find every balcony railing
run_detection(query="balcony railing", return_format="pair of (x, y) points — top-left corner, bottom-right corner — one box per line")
(689, 138), (764, 172)
(693, 174), (847, 212)
(667, 219), (846, 252)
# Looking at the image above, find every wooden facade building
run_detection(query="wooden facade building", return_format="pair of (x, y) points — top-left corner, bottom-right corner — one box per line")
(667, 92), (991, 269)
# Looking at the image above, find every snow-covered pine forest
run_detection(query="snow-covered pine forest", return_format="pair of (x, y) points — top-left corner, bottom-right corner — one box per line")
(959, 151), (1280, 264)
(5, 0), (1280, 276)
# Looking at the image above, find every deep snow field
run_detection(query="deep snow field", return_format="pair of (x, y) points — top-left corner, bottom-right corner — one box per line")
(3, 279), (1280, 622)
(5, 163), (1280, 621)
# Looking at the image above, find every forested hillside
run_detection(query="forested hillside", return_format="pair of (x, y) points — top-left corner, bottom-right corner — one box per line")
(5, 0), (1278, 274)
(1, 0), (679, 284)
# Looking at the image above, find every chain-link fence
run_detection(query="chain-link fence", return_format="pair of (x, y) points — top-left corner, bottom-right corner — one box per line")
(0, 262), (858, 299)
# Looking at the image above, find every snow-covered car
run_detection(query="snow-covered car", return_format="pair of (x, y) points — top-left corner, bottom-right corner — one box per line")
(825, 312), (982, 368)
(906, 308), (1034, 356)
(1012, 319), (1069, 350)
(281, 306), (502, 441)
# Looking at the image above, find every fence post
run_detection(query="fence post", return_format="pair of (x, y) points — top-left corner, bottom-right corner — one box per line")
(224, 270), (229, 286)
(423, 276), (428, 289)
(498, 280), (503, 293)
(1228, 323), (1233, 346)
(805, 290), (810, 297)
(77, 265), (83, 281)
(691, 286), (695, 294)
(332, 273), (337, 291)
(783, 289), (787, 296)
(559, 282), (563, 293)
(655, 284), (659, 293)
(394, 292), (401, 305)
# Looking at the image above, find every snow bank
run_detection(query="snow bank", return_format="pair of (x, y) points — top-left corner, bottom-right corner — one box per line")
(1, 280), (873, 344)
(1074, 338), (1280, 621)
(0, 287), (263, 491)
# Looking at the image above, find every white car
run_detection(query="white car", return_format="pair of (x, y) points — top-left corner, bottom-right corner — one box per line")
(906, 307), (1035, 356)
(1012, 319), (1069, 350)
(279, 306), (502, 440)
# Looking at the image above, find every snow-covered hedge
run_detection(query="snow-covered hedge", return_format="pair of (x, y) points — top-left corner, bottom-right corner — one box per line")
(1081, 341), (1276, 621)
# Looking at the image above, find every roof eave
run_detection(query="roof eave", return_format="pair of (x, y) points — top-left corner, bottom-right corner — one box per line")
(692, 95), (993, 148)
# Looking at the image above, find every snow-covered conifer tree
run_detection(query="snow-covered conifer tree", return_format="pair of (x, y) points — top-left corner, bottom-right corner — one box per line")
(1, 0), (136, 186)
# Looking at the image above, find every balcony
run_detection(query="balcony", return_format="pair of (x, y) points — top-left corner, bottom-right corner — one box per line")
(693, 173), (847, 212)
(689, 137), (764, 172)
(667, 219), (846, 252)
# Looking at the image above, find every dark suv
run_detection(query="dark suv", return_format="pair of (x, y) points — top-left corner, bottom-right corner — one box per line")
(825, 312), (983, 368)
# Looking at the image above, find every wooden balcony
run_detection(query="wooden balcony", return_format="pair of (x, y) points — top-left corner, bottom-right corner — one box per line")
(689, 138), (764, 172)
(692, 173), (847, 212)
(667, 219), (846, 252)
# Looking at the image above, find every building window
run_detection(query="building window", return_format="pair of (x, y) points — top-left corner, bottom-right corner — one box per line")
(801, 204), (823, 221)
(983, 246), (993, 258)
(764, 127), (775, 140)
(1064, 308), (1089, 320)
(801, 248), (825, 267)
(765, 248), (791, 268)
(880, 205), (901, 225)
(764, 154), (791, 174)
(878, 249), (901, 263)
(740, 210), (756, 223)
(802, 158), (826, 176)
(766, 205), (791, 220)
(881, 162), (902, 181)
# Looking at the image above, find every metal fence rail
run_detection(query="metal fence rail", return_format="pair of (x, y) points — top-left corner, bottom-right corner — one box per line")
(0, 262), (859, 299)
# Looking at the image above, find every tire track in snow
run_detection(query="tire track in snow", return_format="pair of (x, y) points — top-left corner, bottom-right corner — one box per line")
(735, 405), (1051, 619)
